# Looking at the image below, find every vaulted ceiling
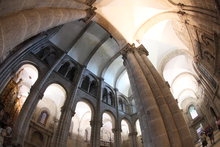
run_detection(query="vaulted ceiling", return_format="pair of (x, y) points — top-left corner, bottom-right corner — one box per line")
(49, 0), (200, 108)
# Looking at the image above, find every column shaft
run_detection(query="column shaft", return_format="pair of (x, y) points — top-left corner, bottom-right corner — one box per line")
(141, 54), (193, 146)
(91, 79), (103, 147)
(124, 58), (151, 147)
(134, 50), (182, 146)
(129, 132), (138, 147)
(124, 49), (170, 147)
(115, 88), (122, 147)
(0, 8), (86, 62)
(113, 128), (121, 147)
(52, 66), (85, 147)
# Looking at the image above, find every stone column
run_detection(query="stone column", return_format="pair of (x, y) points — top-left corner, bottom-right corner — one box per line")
(114, 88), (121, 147)
(112, 127), (121, 147)
(121, 44), (170, 147)
(140, 45), (193, 146)
(133, 47), (182, 146)
(0, 8), (87, 62)
(129, 132), (138, 147)
(124, 56), (151, 147)
(52, 65), (86, 147)
(13, 53), (66, 145)
(90, 78), (103, 147)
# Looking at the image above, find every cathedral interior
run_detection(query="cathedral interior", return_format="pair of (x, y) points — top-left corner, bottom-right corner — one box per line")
(0, 0), (220, 147)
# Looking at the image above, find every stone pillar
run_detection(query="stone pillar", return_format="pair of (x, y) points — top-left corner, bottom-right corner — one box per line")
(139, 45), (193, 146)
(13, 53), (66, 145)
(90, 119), (102, 147)
(112, 128), (121, 147)
(0, 8), (87, 62)
(121, 44), (170, 147)
(133, 46), (182, 146)
(52, 65), (86, 147)
(124, 56), (151, 147)
(90, 78), (103, 147)
(129, 132), (138, 147)
(114, 88), (121, 147)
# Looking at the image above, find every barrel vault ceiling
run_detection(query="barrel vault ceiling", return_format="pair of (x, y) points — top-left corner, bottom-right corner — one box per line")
(49, 0), (199, 108)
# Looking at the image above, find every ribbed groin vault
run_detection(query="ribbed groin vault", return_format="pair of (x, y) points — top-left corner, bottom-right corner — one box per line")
(0, 0), (219, 147)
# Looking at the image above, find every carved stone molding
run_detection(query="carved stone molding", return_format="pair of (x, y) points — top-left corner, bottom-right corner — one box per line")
(84, 6), (97, 24)
(136, 44), (149, 56)
(120, 44), (135, 57)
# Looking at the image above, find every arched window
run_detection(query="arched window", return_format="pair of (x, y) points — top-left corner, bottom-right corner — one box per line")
(68, 101), (93, 146)
(81, 76), (90, 91)
(89, 80), (97, 96)
(189, 105), (198, 119)
(38, 111), (49, 125)
(101, 112), (115, 144)
(119, 99), (124, 111)
(44, 50), (57, 66)
(36, 46), (57, 66)
(102, 88), (108, 103)
(58, 62), (70, 76)
(109, 92), (114, 106)
(66, 67), (76, 81)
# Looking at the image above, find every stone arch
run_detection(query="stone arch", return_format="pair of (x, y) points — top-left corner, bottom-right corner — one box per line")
(158, 49), (193, 75)
(101, 111), (116, 145)
(35, 83), (67, 123)
(188, 105), (199, 120)
(177, 88), (198, 99)
(92, 14), (127, 48)
(66, 66), (77, 81)
(101, 110), (116, 129)
(170, 72), (199, 98)
(134, 10), (181, 42)
(118, 95), (129, 113)
(67, 100), (94, 147)
(0, 63), (39, 123)
(81, 76), (90, 91)
(58, 62), (70, 76)
(120, 118), (132, 133)
(75, 98), (95, 120)
(102, 86), (115, 106)
(121, 118), (133, 147)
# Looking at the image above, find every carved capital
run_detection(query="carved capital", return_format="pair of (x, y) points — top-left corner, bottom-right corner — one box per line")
(120, 44), (135, 58)
(112, 128), (122, 133)
(84, 6), (97, 24)
(90, 120), (102, 127)
(129, 132), (138, 136)
(136, 44), (149, 56)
